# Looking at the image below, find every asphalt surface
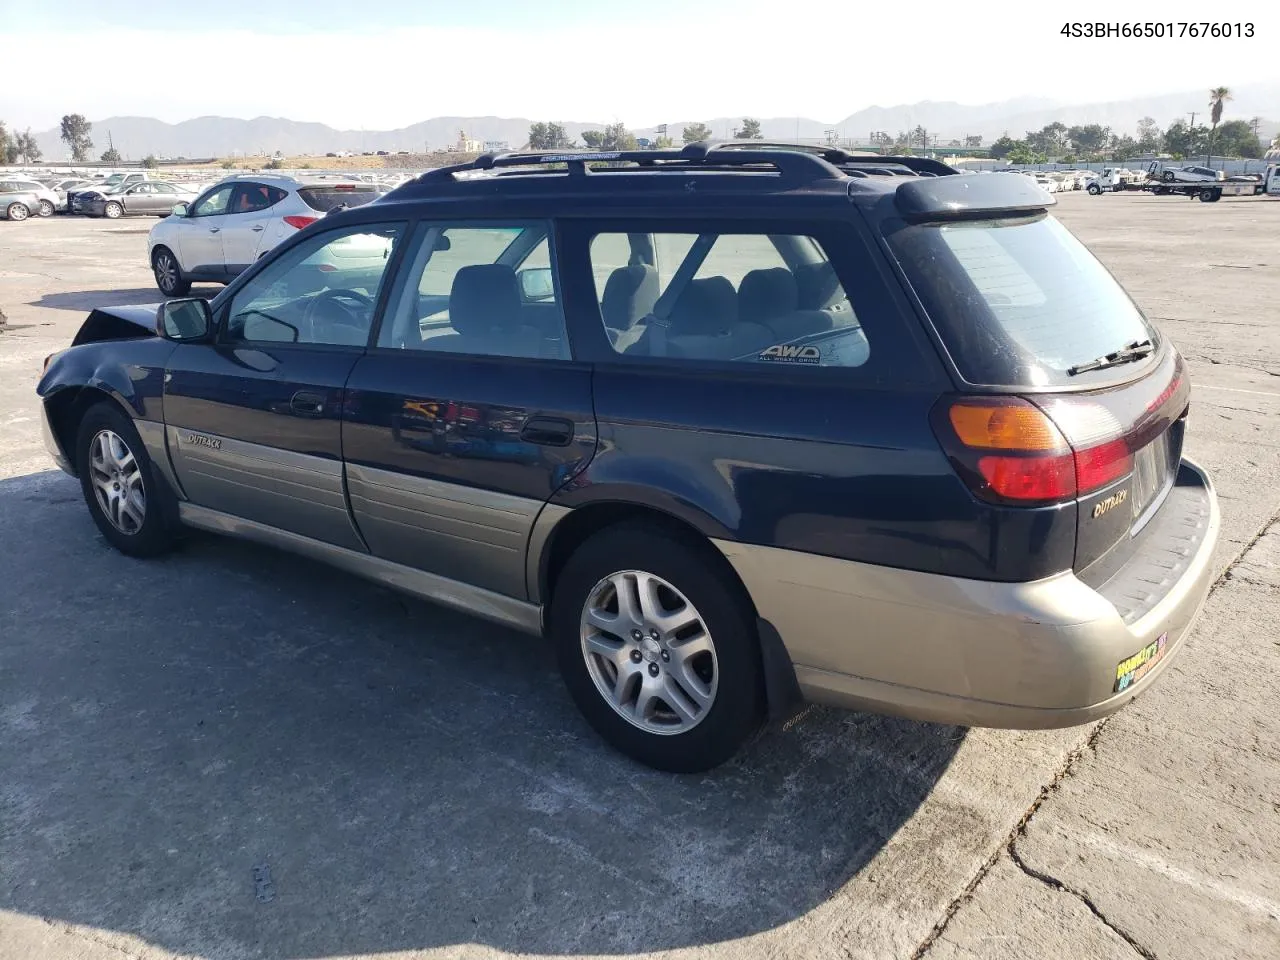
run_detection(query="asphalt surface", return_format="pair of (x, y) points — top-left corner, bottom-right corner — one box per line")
(1, 194), (1278, 960)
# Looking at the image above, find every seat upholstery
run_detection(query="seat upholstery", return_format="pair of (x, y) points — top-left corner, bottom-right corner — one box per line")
(426, 264), (540, 357)
(739, 268), (799, 327)
(602, 264), (659, 331)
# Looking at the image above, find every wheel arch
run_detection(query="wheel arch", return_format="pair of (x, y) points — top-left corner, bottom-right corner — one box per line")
(43, 385), (132, 476)
(533, 499), (803, 721)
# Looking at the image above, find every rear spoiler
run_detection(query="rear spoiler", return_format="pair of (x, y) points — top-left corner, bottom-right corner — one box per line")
(893, 172), (1055, 223)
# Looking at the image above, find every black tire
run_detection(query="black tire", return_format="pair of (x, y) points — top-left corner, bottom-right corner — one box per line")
(6, 202), (29, 222)
(152, 246), (191, 296)
(37, 200), (54, 217)
(1087, 183), (1101, 195)
(550, 524), (764, 773)
(75, 402), (179, 558)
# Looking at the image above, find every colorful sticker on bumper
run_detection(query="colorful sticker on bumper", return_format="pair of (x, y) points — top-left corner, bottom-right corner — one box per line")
(1114, 632), (1168, 693)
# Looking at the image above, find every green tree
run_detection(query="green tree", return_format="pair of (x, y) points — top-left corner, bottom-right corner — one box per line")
(1067, 124), (1110, 156)
(682, 122), (713, 143)
(1109, 134), (1140, 160)
(911, 125), (929, 150)
(1214, 119), (1262, 158)
(527, 122), (571, 150)
(734, 117), (763, 139)
(582, 123), (636, 151)
(1163, 120), (1205, 159)
(60, 113), (93, 161)
(0, 121), (13, 164)
(100, 146), (122, 163)
(1207, 86), (1232, 157)
(989, 135), (1019, 159)
(220, 158), (236, 169)
(964, 134), (983, 148)
(1006, 143), (1044, 165)
(142, 154), (159, 170)
(653, 135), (674, 149)
(15, 129), (41, 163)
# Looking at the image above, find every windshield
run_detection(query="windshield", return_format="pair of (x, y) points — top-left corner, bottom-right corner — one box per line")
(886, 213), (1158, 386)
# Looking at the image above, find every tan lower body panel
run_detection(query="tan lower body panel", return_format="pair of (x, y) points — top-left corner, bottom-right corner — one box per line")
(712, 472), (1219, 727)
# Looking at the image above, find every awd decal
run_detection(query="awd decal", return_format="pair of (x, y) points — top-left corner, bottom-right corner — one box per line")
(182, 432), (222, 451)
(1092, 488), (1128, 518)
(760, 344), (821, 364)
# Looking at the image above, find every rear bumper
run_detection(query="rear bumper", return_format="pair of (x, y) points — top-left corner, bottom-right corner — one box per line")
(715, 457), (1219, 729)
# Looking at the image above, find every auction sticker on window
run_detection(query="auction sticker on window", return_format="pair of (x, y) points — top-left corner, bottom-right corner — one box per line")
(1114, 632), (1168, 692)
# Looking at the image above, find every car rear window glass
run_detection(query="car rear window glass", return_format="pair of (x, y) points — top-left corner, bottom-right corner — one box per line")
(885, 213), (1158, 386)
(298, 185), (380, 212)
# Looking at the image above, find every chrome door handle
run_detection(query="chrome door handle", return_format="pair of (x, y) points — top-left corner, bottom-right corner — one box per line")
(251, 225), (264, 232)
(209, 227), (220, 233)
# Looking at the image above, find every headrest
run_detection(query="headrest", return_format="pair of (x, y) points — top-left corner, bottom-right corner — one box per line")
(449, 264), (522, 337)
(602, 264), (659, 331)
(739, 268), (799, 325)
(667, 276), (737, 335)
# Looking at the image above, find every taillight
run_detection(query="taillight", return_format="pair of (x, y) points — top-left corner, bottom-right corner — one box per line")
(934, 397), (1133, 506)
(283, 215), (318, 230)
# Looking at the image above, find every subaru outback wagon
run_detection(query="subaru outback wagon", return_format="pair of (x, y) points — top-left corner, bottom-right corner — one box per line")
(37, 143), (1219, 772)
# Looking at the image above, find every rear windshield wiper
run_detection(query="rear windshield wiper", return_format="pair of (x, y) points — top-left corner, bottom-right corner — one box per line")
(1067, 339), (1154, 376)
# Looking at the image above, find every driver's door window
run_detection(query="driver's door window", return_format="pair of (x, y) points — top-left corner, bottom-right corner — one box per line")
(223, 223), (405, 347)
(191, 185), (233, 217)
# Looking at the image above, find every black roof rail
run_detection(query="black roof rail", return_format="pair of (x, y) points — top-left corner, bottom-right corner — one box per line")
(413, 141), (846, 187)
(691, 141), (957, 177)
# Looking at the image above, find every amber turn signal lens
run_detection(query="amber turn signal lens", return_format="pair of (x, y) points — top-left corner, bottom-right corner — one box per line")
(948, 401), (1066, 452)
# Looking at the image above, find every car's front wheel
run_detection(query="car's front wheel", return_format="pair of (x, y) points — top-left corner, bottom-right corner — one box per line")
(551, 524), (764, 772)
(37, 200), (54, 217)
(75, 402), (179, 558)
(152, 246), (191, 296)
(104, 201), (123, 219)
(6, 202), (30, 221)
(1087, 183), (1101, 195)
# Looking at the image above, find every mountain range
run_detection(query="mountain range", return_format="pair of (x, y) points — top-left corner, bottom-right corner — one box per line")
(24, 84), (1280, 160)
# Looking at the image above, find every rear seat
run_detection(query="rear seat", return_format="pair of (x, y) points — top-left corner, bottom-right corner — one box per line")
(739, 268), (834, 342)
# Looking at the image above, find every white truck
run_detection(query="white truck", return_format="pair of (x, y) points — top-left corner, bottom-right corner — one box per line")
(1085, 168), (1145, 194)
(1089, 162), (1279, 202)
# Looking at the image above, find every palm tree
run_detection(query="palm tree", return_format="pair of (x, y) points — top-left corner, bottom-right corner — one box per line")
(1208, 86), (1232, 161)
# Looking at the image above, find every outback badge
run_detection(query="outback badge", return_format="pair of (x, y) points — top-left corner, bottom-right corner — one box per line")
(1092, 488), (1128, 518)
(182, 432), (222, 451)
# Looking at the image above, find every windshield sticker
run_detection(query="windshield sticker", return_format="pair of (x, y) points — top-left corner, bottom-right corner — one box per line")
(759, 344), (821, 364)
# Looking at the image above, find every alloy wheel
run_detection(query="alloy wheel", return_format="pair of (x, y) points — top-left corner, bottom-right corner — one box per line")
(88, 429), (146, 534)
(155, 252), (178, 293)
(579, 570), (718, 735)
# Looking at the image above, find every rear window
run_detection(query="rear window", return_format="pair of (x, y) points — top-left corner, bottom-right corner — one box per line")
(297, 185), (381, 212)
(886, 213), (1158, 386)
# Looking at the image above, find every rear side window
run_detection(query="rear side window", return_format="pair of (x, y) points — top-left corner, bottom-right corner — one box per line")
(886, 214), (1157, 386)
(298, 185), (380, 212)
(231, 183), (287, 213)
(587, 230), (869, 368)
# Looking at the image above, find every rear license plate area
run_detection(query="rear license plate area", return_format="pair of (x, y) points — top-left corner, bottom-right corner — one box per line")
(1130, 429), (1173, 523)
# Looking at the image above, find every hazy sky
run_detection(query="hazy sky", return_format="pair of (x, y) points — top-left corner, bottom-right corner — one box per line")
(2, 2), (1276, 130)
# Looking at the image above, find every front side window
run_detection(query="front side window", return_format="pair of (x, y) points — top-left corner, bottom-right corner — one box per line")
(191, 185), (233, 217)
(586, 230), (868, 368)
(377, 223), (567, 359)
(224, 223), (404, 346)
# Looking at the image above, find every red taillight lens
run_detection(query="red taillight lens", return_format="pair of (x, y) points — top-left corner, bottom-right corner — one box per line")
(283, 215), (318, 230)
(978, 452), (1077, 501)
(936, 397), (1135, 505)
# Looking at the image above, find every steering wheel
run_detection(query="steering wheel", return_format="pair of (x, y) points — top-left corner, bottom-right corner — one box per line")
(301, 288), (375, 342)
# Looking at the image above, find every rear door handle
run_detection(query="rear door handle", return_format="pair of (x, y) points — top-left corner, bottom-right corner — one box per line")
(290, 390), (326, 417)
(252, 225), (264, 232)
(209, 227), (220, 233)
(521, 417), (574, 446)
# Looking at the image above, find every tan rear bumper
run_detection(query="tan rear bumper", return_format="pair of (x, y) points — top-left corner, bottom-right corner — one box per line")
(715, 458), (1219, 729)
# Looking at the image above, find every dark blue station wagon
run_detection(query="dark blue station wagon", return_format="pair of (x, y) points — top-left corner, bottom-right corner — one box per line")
(37, 144), (1220, 772)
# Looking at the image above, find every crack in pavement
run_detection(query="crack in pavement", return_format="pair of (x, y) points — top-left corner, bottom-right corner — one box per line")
(911, 508), (1280, 960)
(1006, 840), (1158, 960)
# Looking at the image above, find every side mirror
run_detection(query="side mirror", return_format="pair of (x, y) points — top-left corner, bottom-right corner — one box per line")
(518, 267), (555, 301)
(156, 298), (212, 341)
(171, 202), (188, 217)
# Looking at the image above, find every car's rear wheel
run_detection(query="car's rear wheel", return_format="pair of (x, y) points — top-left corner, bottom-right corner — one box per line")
(6, 202), (29, 221)
(104, 201), (123, 219)
(37, 200), (54, 217)
(75, 402), (179, 558)
(1163, 171), (1175, 182)
(550, 524), (764, 773)
(152, 246), (191, 296)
